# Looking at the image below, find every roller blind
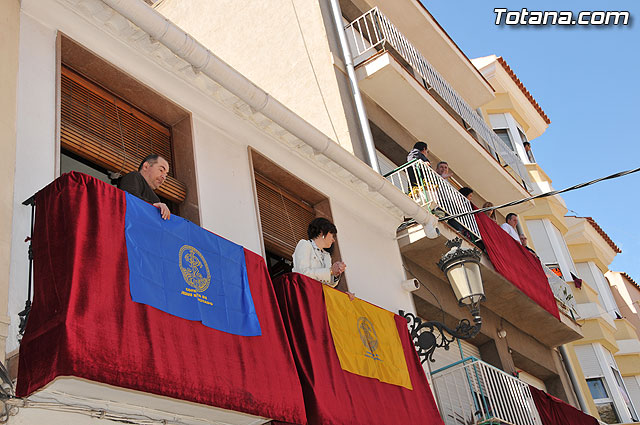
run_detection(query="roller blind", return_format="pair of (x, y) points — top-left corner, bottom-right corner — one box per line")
(255, 175), (315, 259)
(574, 344), (604, 378)
(60, 66), (186, 203)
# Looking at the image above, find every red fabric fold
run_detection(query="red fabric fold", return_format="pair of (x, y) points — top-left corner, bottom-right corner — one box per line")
(272, 272), (444, 425)
(529, 385), (599, 425)
(17, 172), (306, 424)
(476, 212), (560, 319)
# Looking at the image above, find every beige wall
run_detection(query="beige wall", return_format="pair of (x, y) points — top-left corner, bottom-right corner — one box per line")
(157, 0), (364, 158)
(0, 0), (20, 361)
(608, 272), (640, 337)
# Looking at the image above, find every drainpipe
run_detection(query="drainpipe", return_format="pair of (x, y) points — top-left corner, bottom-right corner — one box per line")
(327, 0), (380, 174)
(559, 345), (590, 413)
(98, 0), (438, 238)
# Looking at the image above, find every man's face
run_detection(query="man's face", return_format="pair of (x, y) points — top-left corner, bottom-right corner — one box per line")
(508, 215), (518, 228)
(436, 163), (449, 175)
(421, 148), (428, 157)
(141, 157), (169, 190)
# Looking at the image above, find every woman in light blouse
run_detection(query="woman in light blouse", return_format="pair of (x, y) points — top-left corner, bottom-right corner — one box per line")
(292, 217), (346, 287)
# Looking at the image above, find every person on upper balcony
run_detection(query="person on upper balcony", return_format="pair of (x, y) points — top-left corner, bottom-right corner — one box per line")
(436, 161), (453, 181)
(482, 202), (497, 222)
(501, 213), (522, 244)
(523, 141), (536, 163)
(459, 187), (474, 203)
(406, 141), (431, 189)
(406, 141), (431, 166)
(292, 217), (346, 287)
(118, 154), (171, 220)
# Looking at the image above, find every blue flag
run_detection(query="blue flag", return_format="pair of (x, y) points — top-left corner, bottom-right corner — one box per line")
(124, 193), (261, 336)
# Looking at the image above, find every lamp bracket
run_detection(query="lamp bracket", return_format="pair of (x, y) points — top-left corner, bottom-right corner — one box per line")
(399, 310), (482, 364)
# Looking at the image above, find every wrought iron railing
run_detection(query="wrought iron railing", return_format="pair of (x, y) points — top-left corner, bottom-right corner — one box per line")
(541, 263), (579, 320)
(384, 159), (480, 240)
(431, 357), (543, 425)
(345, 8), (533, 192)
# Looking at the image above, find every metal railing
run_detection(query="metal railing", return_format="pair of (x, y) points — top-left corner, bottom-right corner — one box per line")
(541, 263), (579, 320)
(431, 357), (543, 425)
(384, 159), (480, 240)
(345, 8), (533, 192)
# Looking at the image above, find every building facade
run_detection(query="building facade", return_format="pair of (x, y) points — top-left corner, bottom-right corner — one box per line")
(1, 0), (627, 424)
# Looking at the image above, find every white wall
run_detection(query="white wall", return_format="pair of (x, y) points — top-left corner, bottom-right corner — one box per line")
(8, 0), (415, 356)
(8, 11), (58, 353)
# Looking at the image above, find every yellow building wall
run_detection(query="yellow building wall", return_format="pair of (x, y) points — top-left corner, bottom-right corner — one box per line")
(0, 0), (20, 361)
(564, 344), (601, 419)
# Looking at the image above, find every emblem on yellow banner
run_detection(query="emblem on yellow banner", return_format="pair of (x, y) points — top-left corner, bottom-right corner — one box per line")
(179, 245), (211, 292)
(357, 317), (380, 360)
(323, 286), (412, 389)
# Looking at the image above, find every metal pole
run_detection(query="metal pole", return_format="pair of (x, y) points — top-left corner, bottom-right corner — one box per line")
(327, 0), (380, 173)
(559, 345), (590, 413)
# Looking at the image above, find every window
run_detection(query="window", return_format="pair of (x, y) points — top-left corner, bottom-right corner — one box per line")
(494, 128), (515, 151)
(59, 35), (199, 223)
(254, 175), (316, 259)
(587, 378), (620, 424)
(612, 367), (639, 421)
(60, 66), (185, 204)
(517, 128), (535, 163)
(250, 149), (348, 291)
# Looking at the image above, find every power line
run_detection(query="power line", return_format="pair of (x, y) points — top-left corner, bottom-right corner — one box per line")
(439, 166), (640, 222)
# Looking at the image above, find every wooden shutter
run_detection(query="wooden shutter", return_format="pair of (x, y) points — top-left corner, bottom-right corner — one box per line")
(60, 66), (186, 203)
(255, 175), (315, 258)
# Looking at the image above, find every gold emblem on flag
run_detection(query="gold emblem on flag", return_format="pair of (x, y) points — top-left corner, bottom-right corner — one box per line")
(179, 245), (211, 292)
(357, 317), (381, 360)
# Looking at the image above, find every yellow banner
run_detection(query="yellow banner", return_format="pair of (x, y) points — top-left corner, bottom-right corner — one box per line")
(323, 286), (412, 389)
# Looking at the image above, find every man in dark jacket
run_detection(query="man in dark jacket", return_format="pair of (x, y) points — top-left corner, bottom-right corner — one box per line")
(406, 141), (430, 187)
(118, 154), (171, 220)
(406, 141), (430, 166)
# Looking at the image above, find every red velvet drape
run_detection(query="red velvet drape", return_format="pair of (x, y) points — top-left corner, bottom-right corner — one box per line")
(529, 385), (599, 425)
(17, 172), (306, 424)
(476, 212), (560, 319)
(273, 272), (444, 425)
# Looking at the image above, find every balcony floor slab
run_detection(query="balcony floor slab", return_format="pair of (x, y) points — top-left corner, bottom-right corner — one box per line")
(399, 223), (583, 347)
(26, 377), (268, 425)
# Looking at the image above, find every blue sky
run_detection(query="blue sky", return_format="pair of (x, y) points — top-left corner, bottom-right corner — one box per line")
(421, 1), (639, 279)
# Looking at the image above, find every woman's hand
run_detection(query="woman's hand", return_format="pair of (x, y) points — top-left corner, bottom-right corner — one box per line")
(331, 261), (346, 276)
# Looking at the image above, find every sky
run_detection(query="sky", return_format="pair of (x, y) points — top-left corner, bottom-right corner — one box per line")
(421, 1), (640, 279)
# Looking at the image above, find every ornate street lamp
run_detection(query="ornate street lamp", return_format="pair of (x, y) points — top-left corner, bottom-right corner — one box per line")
(401, 238), (484, 363)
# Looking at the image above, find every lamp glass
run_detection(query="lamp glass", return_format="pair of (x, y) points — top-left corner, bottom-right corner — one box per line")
(445, 261), (484, 305)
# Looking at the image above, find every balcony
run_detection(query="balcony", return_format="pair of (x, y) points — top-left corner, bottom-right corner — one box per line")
(393, 166), (582, 346)
(385, 159), (480, 240)
(346, 8), (534, 211)
(431, 357), (542, 425)
(17, 172), (306, 425)
(542, 263), (580, 320)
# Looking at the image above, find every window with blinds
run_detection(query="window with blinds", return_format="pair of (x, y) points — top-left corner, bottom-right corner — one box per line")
(60, 66), (186, 203)
(255, 175), (315, 259)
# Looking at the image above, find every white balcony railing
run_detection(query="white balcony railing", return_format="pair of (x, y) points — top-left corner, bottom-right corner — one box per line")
(384, 159), (480, 240)
(431, 357), (543, 425)
(345, 8), (533, 192)
(541, 263), (579, 320)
